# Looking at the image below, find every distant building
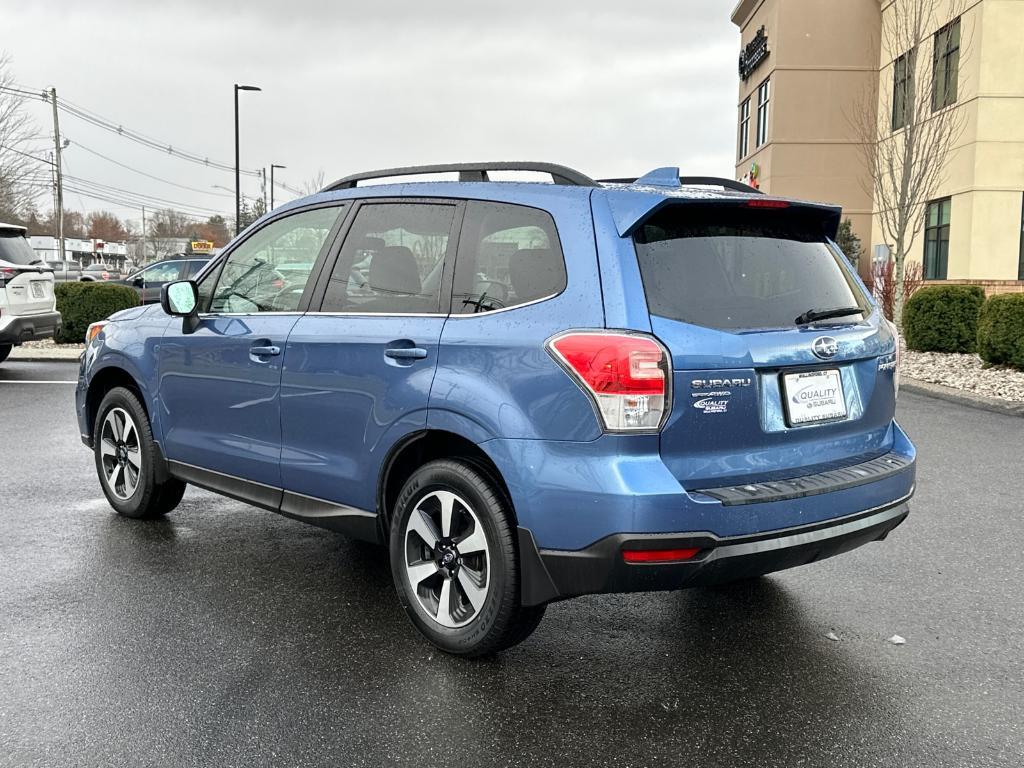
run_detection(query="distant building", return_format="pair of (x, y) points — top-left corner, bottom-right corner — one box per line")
(29, 236), (130, 269)
(731, 0), (1024, 292)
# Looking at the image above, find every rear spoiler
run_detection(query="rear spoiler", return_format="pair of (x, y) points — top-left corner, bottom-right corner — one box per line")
(602, 188), (842, 241)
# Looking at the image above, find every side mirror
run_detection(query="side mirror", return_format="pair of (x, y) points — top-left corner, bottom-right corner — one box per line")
(160, 281), (201, 332)
(133, 276), (144, 287)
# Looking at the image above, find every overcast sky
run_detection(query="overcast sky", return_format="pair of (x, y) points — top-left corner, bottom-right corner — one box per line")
(4, 0), (739, 228)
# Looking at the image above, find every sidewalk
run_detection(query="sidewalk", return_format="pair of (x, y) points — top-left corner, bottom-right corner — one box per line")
(9, 340), (84, 361)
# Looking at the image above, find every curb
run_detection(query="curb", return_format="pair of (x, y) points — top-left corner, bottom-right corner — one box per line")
(901, 377), (1024, 418)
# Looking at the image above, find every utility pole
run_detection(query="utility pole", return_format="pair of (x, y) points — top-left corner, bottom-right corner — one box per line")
(141, 205), (147, 264)
(49, 87), (65, 263)
(261, 167), (267, 214)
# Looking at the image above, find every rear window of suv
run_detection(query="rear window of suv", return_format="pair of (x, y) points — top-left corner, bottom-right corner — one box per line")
(633, 205), (870, 331)
(0, 231), (39, 266)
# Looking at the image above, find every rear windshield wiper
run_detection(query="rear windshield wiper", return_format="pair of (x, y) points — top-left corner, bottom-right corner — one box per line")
(794, 306), (863, 325)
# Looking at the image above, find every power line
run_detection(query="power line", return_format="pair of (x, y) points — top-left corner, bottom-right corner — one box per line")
(63, 175), (230, 216)
(1, 83), (262, 178)
(69, 140), (234, 198)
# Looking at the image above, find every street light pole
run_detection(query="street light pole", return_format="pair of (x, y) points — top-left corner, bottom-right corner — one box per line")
(233, 83), (261, 236)
(270, 164), (286, 209)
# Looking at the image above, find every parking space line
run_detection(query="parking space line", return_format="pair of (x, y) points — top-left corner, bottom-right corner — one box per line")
(0, 380), (78, 384)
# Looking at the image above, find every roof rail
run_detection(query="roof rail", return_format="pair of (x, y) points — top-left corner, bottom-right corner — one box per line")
(596, 174), (762, 195)
(322, 162), (598, 191)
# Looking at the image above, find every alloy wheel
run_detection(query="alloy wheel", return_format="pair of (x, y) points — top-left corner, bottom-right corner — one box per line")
(99, 407), (142, 500)
(403, 490), (491, 628)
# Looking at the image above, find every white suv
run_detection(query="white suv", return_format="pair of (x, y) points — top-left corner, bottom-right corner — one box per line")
(0, 223), (61, 365)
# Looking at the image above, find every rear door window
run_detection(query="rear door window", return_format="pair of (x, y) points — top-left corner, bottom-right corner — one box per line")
(320, 203), (456, 314)
(451, 201), (566, 314)
(634, 205), (869, 331)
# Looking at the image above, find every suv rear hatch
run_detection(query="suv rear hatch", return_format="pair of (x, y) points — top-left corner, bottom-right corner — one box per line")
(631, 200), (898, 490)
(0, 229), (55, 316)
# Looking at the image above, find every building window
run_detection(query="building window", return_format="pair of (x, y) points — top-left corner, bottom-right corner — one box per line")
(891, 50), (914, 130)
(932, 18), (960, 111)
(738, 98), (750, 159)
(1018, 193), (1024, 281)
(755, 78), (770, 147)
(924, 198), (951, 280)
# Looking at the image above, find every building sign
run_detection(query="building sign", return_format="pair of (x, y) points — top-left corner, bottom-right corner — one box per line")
(189, 240), (215, 254)
(739, 25), (769, 81)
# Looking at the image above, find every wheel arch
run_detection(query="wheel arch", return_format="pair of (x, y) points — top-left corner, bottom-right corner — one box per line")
(377, 430), (515, 540)
(85, 365), (149, 443)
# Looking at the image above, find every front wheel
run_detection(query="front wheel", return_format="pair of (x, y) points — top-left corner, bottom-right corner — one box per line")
(94, 387), (186, 519)
(389, 459), (545, 657)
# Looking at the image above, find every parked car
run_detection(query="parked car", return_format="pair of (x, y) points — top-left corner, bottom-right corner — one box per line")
(45, 260), (84, 282)
(75, 162), (916, 657)
(80, 264), (122, 282)
(116, 257), (210, 304)
(0, 223), (61, 364)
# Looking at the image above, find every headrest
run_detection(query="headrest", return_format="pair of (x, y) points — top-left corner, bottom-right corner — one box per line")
(369, 245), (421, 296)
(509, 249), (557, 303)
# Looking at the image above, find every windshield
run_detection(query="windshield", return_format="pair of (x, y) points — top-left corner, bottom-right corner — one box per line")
(0, 232), (40, 266)
(633, 205), (869, 331)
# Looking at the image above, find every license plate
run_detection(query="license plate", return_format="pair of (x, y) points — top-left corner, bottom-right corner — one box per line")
(30, 281), (46, 299)
(783, 369), (847, 426)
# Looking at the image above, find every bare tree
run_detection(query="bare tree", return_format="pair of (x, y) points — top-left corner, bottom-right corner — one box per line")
(0, 53), (42, 223)
(302, 170), (326, 196)
(851, 0), (968, 328)
(148, 208), (194, 260)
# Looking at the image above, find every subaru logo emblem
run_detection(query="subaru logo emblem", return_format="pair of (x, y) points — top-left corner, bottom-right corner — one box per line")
(811, 336), (839, 359)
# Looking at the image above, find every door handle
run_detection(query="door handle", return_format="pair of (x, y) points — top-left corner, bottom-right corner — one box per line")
(384, 347), (428, 360)
(250, 344), (281, 357)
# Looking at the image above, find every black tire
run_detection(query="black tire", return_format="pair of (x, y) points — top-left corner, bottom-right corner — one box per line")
(0, 344), (11, 364)
(389, 459), (545, 657)
(93, 386), (187, 519)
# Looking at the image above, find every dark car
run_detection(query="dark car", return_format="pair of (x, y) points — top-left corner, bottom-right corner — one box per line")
(80, 264), (122, 282)
(117, 258), (210, 304)
(76, 162), (914, 657)
(45, 260), (84, 282)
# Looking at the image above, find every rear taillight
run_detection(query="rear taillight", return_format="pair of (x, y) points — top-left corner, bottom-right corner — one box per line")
(883, 318), (901, 397)
(0, 267), (16, 288)
(102, 271), (110, 280)
(547, 331), (670, 432)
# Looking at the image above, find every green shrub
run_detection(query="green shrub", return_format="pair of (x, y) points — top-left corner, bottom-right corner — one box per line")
(977, 293), (1024, 370)
(54, 282), (140, 344)
(902, 285), (985, 353)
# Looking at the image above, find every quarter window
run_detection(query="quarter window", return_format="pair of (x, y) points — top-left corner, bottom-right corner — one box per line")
(924, 198), (951, 280)
(321, 203), (456, 313)
(738, 98), (750, 159)
(208, 206), (341, 313)
(452, 202), (566, 315)
(755, 78), (770, 148)
(932, 18), (960, 111)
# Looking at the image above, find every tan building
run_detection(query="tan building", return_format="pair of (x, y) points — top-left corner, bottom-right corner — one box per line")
(731, 0), (1024, 290)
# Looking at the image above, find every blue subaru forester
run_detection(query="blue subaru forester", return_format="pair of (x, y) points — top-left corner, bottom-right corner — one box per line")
(76, 163), (915, 656)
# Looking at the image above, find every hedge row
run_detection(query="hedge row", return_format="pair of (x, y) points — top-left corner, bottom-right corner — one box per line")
(55, 282), (140, 344)
(977, 294), (1024, 369)
(902, 285), (985, 353)
(902, 285), (1024, 370)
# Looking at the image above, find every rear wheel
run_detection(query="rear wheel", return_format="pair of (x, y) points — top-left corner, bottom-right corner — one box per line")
(93, 387), (186, 519)
(389, 459), (545, 657)
(0, 344), (11, 364)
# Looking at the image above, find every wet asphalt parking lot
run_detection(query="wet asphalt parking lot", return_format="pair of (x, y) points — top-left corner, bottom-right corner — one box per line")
(1, 360), (1021, 767)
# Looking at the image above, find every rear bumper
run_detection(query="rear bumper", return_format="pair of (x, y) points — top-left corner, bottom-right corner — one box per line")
(0, 310), (61, 344)
(518, 495), (911, 606)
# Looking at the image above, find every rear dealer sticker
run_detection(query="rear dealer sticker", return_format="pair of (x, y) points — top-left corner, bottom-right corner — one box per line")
(690, 377), (750, 415)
